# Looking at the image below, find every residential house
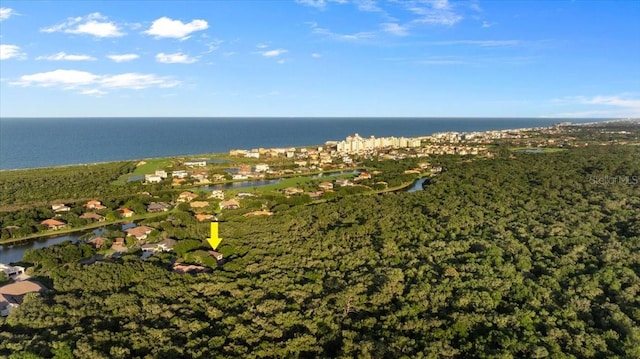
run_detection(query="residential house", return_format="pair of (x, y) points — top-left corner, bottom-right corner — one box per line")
(335, 179), (353, 187)
(189, 201), (210, 209)
(254, 164), (270, 172)
(219, 200), (240, 210)
(141, 238), (176, 252)
(112, 237), (125, 247)
(118, 208), (134, 218)
(318, 182), (334, 191)
(208, 251), (224, 261)
(237, 192), (256, 199)
(209, 190), (225, 200)
(172, 178), (186, 186)
(308, 191), (324, 200)
(294, 160), (308, 167)
(155, 170), (168, 178)
(195, 214), (216, 222)
(144, 174), (163, 183)
(147, 202), (171, 213)
(0, 263), (25, 278)
(238, 164), (251, 175)
(79, 212), (105, 222)
(87, 237), (107, 249)
(184, 161), (206, 167)
(243, 210), (274, 217)
(51, 204), (71, 213)
(177, 191), (198, 203)
(0, 280), (46, 316)
(41, 219), (66, 230)
(210, 174), (226, 182)
(173, 262), (210, 274)
(125, 226), (154, 241)
(354, 172), (372, 181)
(172, 170), (188, 178)
(283, 187), (304, 196)
(85, 200), (106, 210)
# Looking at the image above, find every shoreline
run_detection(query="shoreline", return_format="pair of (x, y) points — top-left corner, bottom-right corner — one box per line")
(2, 118), (629, 172)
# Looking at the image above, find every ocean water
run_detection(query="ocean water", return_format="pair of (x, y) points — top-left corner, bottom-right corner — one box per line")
(0, 117), (598, 170)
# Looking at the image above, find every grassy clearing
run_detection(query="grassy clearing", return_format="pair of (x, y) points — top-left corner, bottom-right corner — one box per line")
(510, 147), (568, 153)
(114, 158), (175, 184)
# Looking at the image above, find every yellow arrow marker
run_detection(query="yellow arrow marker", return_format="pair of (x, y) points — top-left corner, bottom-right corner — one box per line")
(207, 221), (222, 249)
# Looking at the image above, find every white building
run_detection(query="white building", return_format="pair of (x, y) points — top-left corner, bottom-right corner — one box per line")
(145, 174), (162, 183)
(255, 164), (270, 172)
(184, 161), (206, 167)
(172, 170), (188, 178)
(0, 263), (25, 278)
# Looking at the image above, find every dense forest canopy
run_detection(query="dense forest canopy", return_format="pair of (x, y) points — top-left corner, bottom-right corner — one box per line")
(1, 143), (639, 358)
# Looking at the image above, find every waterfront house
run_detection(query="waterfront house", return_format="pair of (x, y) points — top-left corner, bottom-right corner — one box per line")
(255, 164), (270, 172)
(51, 204), (71, 213)
(80, 212), (105, 222)
(1, 280), (46, 316)
(147, 202), (171, 213)
(318, 182), (334, 191)
(41, 219), (66, 230)
(118, 208), (134, 218)
(0, 263), (25, 278)
(209, 190), (225, 200)
(177, 191), (198, 203)
(219, 200), (240, 210)
(87, 237), (107, 249)
(141, 238), (176, 253)
(335, 179), (353, 187)
(354, 172), (372, 181)
(85, 200), (107, 210)
(125, 226), (154, 241)
(208, 251), (224, 261)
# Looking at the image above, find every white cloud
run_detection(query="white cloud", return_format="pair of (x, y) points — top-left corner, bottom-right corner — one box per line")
(0, 7), (15, 21)
(259, 49), (288, 57)
(10, 69), (179, 93)
(0, 44), (24, 60)
(204, 39), (224, 53)
(429, 40), (521, 47)
(42, 13), (124, 38)
(144, 17), (208, 39)
(407, 0), (463, 26)
(156, 52), (198, 64)
(311, 53), (322, 58)
(309, 22), (375, 41)
(581, 95), (640, 109)
(36, 52), (96, 61)
(100, 73), (179, 89)
(12, 69), (99, 87)
(481, 21), (495, 28)
(382, 23), (408, 36)
(550, 94), (640, 117)
(80, 88), (107, 96)
(256, 43), (269, 49)
(107, 54), (139, 63)
(295, 0), (328, 8)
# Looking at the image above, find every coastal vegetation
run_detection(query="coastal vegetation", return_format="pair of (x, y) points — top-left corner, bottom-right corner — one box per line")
(1, 144), (639, 358)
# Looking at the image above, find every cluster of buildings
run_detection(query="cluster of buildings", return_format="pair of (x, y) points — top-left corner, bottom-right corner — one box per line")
(334, 133), (422, 153)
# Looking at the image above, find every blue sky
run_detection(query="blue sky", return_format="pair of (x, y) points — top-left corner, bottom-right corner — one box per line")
(0, 0), (638, 117)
